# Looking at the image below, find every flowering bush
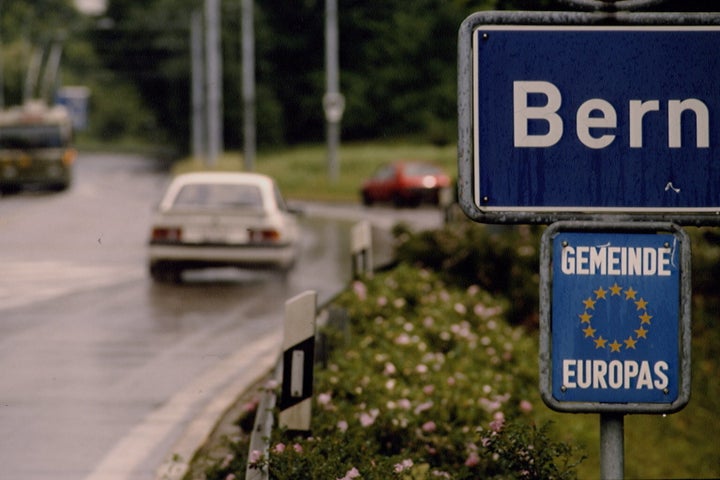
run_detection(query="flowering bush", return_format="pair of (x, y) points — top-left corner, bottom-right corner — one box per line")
(392, 222), (542, 328)
(252, 264), (584, 479)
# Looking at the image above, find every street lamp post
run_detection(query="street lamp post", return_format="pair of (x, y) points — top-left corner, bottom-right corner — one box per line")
(324, 0), (344, 182)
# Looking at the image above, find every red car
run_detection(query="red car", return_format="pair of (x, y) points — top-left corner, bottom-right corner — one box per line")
(360, 161), (451, 207)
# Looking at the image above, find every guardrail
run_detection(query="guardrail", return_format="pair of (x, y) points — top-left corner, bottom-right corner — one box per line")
(245, 362), (281, 480)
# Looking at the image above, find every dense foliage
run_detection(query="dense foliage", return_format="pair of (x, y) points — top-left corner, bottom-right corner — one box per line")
(392, 221), (543, 328)
(90, 0), (497, 151)
(4, 0), (719, 153)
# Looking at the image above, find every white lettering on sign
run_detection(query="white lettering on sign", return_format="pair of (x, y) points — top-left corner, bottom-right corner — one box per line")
(563, 359), (669, 390)
(513, 81), (710, 149)
(561, 245), (671, 276)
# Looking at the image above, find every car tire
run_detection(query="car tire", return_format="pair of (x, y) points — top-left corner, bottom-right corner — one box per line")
(407, 195), (422, 208)
(361, 191), (373, 206)
(150, 262), (183, 283)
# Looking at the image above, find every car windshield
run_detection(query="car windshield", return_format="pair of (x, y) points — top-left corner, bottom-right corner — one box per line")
(171, 183), (264, 209)
(0, 124), (67, 149)
(404, 163), (441, 177)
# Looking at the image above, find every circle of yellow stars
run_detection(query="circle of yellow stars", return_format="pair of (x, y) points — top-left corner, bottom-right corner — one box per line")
(577, 283), (652, 353)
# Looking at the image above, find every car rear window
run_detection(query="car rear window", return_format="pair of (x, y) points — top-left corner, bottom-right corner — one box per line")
(172, 183), (263, 209)
(404, 164), (441, 177)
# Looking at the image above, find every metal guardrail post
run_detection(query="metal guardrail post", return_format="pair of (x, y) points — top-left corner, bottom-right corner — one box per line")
(278, 291), (317, 433)
(246, 363), (281, 480)
(350, 220), (373, 279)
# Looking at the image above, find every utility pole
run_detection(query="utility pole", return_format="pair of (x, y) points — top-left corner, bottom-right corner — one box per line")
(24, 47), (43, 103)
(241, 0), (256, 171)
(40, 40), (63, 103)
(324, 0), (344, 182)
(0, 0), (4, 109)
(205, 0), (223, 167)
(191, 9), (206, 164)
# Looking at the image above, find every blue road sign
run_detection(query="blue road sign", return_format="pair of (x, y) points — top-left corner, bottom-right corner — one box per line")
(458, 19), (720, 223)
(540, 223), (691, 413)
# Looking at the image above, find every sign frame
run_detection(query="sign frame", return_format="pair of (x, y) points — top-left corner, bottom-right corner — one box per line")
(539, 221), (691, 414)
(457, 11), (720, 226)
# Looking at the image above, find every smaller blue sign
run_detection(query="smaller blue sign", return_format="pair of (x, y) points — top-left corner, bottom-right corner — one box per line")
(551, 231), (680, 405)
(539, 222), (693, 414)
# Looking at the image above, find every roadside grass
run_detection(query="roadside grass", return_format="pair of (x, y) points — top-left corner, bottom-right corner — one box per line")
(172, 140), (457, 203)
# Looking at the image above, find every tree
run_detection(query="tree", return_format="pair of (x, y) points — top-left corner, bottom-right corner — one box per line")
(85, 0), (720, 154)
(0, 0), (81, 105)
(90, 0), (198, 148)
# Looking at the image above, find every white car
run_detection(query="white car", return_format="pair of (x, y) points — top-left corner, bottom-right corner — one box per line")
(148, 171), (300, 282)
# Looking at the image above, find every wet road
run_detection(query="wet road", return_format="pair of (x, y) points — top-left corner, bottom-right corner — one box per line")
(0, 153), (445, 479)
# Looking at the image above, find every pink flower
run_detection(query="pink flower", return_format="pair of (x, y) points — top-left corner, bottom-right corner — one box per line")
(352, 281), (367, 300)
(394, 459), (414, 472)
(489, 411), (505, 432)
(414, 401), (433, 414)
(422, 421), (437, 432)
(293, 443), (303, 453)
(273, 443), (286, 453)
(318, 392), (332, 406)
(465, 452), (480, 467)
(359, 413), (374, 427)
(359, 408), (379, 427)
(383, 362), (397, 375)
(337, 420), (348, 432)
(520, 399), (533, 413)
(248, 449), (262, 464)
(337, 467), (361, 480)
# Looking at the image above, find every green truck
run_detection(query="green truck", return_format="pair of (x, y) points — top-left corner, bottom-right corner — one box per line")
(0, 102), (75, 193)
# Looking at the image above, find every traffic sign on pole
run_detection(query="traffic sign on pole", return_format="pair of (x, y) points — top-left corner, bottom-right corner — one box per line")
(539, 221), (691, 414)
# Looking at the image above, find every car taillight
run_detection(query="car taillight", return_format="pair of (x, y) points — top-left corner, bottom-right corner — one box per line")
(151, 227), (182, 242)
(248, 228), (281, 243)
